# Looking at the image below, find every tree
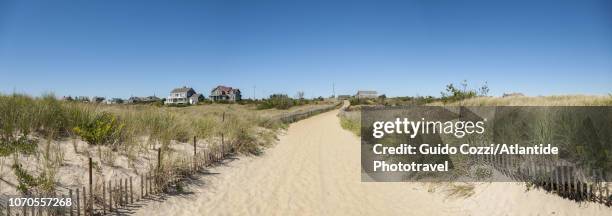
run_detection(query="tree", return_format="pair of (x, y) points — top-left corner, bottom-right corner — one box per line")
(296, 91), (305, 100)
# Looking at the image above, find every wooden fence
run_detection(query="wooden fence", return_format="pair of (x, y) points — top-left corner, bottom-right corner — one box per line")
(477, 153), (610, 206)
(278, 103), (341, 124)
(0, 103), (341, 216)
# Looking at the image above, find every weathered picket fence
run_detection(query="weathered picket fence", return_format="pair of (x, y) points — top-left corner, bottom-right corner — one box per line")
(477, 153), (610, 206)
(278, 102), (341, 124)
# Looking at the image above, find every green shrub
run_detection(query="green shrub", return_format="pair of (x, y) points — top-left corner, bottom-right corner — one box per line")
(12, 163), (39, 194)
(257, 94), (294, 110)
(73, 112), (125, 146)
(0, 94), (37, 142)
(0, 136), (38, 156)
(339, 114), (361, 136)
(440, 80), (489, 103)
(36, 93), (69, 137)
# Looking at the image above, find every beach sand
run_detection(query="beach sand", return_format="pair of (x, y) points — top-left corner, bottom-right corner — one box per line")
(134, 107), (611, 216)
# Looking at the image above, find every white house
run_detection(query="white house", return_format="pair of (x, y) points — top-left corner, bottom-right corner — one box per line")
(166, 86), (197, 105)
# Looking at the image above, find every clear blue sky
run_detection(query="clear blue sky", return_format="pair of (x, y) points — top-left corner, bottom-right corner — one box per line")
(1, 0), (611, 99)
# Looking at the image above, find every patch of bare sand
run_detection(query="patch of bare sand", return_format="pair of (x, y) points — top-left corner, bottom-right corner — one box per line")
(134, 108), (611, 216)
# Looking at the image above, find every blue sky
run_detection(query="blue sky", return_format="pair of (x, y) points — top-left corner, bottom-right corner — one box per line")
(0, 0), (611, 99)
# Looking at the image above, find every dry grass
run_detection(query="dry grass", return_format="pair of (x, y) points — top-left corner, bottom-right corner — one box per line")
(427, 95), (612, 106)
(338, 110), (361, 136)
(0, 93), (334, 195)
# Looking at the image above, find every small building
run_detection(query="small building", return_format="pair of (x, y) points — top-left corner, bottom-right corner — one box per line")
(337, 95), (351, 100)
(141, 95), (161, 103)
(91, 96), (105, 103)
(127, 95), (161, 104)
(210, 85), (241, 102)
(106, 98), (124, 104)
(189, 93), (204, 104)
(75, 96), (90, 102)
(127, 96), (141, 104)
(165, 86), (197, 105)
(503, 92), (525, 97)
(355, 90), (377, 99)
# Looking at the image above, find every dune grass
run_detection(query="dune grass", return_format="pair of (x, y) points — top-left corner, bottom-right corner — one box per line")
(338, 110), (361, 136)
(427, 95), (612, 106)
(0, 93), (296, 194)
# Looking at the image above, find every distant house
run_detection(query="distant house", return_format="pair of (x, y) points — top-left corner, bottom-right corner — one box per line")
(337, 95), (351, 100)
(127, 95), (161, 104)
(165, 86), (197, 105)
(127, 96), (142, 104)
(91, 96), (105, 103)
(210, 85), (241, 102)
(141, 95), (161, 103)
(75, 96), (90, 102)
(355, 90), (377, 99)
(106, 98), (124, 104)
(503, 92), (525, 97)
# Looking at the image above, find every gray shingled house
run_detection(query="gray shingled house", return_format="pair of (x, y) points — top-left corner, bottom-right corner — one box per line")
(210, 85), (241, 102)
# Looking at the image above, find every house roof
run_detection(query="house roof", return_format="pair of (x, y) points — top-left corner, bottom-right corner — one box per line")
(171, 87), (194, 93)
(190, 93), (202, 99)
(357, 90), (377, 95)
(213, 85), (232, 92)
(213, 85), (240, 93)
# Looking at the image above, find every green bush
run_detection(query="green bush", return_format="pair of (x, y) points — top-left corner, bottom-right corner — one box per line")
(440, 80), (489, 103)
(73, 112), (125, 146)
(0, 136), (37, 156)
(257, 94), (294, 110)
(12, 163), (39, 194)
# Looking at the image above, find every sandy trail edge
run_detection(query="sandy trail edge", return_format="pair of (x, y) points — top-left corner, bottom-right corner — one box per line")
(134, 108), (611, 216)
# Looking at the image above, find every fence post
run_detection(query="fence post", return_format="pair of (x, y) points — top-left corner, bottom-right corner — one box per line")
(123, 179), (127, 206)
(572, 167), (578, 199)
(76, 187), (80, 216)
(102, 181), (106, 215)
(547, 162), (553, 191)
(141, 174), (145, 199)
(598, 169), (604, 203)
(129, 176), (134, 204)
(606, 172), (610, 205)
(124, 178), (128, 205)
(82, 186), (87, 216)
(194, 136), (197, 171)
(158, 148), (162, 171)
(109, 181), (113, 213)
(69, 189), (74, 216)
(144, 174), (148, 197)
(560, 166), (566, 196)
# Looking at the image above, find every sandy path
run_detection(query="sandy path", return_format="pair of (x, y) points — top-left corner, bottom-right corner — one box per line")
(134, 107), (611, 216)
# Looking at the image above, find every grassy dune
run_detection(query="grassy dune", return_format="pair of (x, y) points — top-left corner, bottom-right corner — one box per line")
(428, 95), (612, 106)
(338, 95), (612, 137)
(0, 93), (334, 195)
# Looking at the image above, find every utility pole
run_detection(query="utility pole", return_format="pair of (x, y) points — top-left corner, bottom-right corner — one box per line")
(332, 82), (335, 98)
(253, 85), (256, 100)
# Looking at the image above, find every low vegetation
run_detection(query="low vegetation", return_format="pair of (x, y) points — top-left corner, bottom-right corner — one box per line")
(338, 109), (361, 136)
(256, 93), (326, 110)
(428, 94), (612, 106)
(1, 93), (330, 195)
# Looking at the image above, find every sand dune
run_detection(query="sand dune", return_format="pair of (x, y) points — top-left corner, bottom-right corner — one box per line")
(134, 107), (611, 216)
